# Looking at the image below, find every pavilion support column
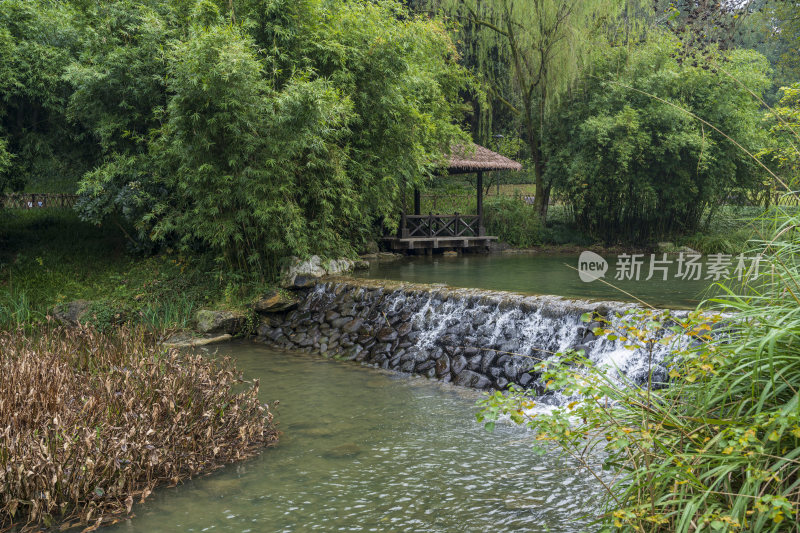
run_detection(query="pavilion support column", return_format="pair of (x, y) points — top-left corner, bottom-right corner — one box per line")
(400, 178), (409, 238)
(477, 171), (485, 236)
(414, 188), (420, 215)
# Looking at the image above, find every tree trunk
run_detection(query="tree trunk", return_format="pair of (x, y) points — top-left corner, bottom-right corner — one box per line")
(534, 71), (549, 223)
(530, 133), (549, 223)
(535, 182), (551, 221)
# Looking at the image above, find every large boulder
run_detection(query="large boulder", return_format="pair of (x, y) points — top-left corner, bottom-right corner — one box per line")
(280, 256), (356, 288)
(282, 255), (326, 288)
(376, 327), (398, 342)
(451, 354), (468, 375)
(252, 290), (298, 314)
(51, 300), (92, 326)
(326, 258), (355, 275)
(196, 310), (247, 335)
(435, 354), (451, 378)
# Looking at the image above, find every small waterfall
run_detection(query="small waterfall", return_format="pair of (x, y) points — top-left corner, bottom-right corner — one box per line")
(256, 280), (687, 405)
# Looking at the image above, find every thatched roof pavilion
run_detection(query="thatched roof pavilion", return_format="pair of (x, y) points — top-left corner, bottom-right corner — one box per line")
(447, 144), (523, 174)
(386, 143), (523, 253)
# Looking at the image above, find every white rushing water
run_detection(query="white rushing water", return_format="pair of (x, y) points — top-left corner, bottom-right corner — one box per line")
(315, 283), (685, 403)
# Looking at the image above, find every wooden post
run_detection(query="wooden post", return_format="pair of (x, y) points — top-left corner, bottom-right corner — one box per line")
(414, 188), (421, 215)
(400, 178), (409, 238)
(477, 171), (485, 236)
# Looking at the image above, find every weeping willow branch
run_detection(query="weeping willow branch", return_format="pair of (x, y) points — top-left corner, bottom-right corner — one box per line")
(488, 86), (520, 115)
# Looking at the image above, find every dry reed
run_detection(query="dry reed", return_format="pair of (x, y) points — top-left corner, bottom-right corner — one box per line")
(0, 325), (278, 532)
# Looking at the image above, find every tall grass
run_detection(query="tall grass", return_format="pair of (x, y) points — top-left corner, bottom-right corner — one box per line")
(0, 290), (44, 329)
(479, 205), (800, 531)
(138, 296), (196, 331)
(0, 325), (278, 531)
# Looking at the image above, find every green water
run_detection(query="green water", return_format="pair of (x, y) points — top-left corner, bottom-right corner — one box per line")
(108, 343), (602, 532)
(355, 254), (719, 309)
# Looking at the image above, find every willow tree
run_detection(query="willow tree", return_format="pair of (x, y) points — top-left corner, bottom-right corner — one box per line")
(421, 0), (633, 221)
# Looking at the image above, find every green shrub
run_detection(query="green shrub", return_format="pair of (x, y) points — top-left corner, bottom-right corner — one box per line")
(483, 196), (542, 247)
(545, 35), (771, 243)
(79, 300), (130, 333)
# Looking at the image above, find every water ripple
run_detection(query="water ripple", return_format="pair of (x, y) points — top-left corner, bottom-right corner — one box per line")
(108, 345), (603, 533)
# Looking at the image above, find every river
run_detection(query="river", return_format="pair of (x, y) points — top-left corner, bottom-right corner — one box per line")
(108, 343), (603, 533)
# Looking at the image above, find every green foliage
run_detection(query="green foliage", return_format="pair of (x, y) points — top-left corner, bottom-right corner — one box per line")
(545, 35), (771, 243)
(676, 205), (767, 255)
(479, 206), (800, 531)
(0, 0), (90, 193)
(65, 2), (182, 239)
(0, 136), (12, 187)
(0, 289), (44, 329)
(153, 24), (319, 271)
(62, 0), (470, 274)
(747, 1), (800, 95)
(138, 296), (196, 331)
(680, 232), (751, 255)
(483, 196), (542, 247)
(65, 2), (172, 158)
(79, 300), (130, 333)
(1, 0), (469, 273)
(758, 83), (800, 190)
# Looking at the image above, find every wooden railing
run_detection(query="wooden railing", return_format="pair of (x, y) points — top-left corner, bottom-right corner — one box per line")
(419, 192), (555, 213)
(0, 193), (79, 209)
(403, 213), (482, 238)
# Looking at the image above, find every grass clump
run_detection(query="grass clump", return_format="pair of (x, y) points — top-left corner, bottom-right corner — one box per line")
(0, 325), (278, 531)
(479, 206), (800, 531)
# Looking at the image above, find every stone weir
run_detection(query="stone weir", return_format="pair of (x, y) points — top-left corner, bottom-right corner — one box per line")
(255, 278), (679, 395)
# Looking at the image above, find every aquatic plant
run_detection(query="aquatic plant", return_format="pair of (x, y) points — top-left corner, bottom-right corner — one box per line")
(0, 325), (278, 531)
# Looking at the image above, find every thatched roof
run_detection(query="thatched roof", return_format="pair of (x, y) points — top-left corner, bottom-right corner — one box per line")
(448, 144), (523, 174)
